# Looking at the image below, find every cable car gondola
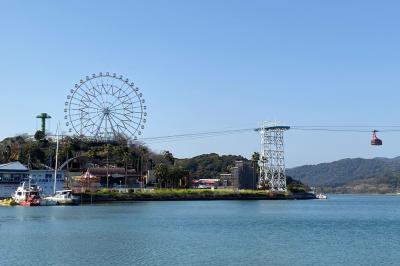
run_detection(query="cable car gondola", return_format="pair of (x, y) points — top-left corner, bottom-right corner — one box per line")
(371, 130), (382, 146)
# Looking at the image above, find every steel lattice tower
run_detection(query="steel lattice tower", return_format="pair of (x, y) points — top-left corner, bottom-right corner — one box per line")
(257, 122), (290, 191)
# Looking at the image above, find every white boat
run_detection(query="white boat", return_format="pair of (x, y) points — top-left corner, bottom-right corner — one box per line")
(40, 198), (58, 206)
(44, 190), (80, 205)
(316, 193), (328, 200)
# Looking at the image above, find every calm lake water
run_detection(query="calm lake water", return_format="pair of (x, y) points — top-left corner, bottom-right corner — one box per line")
(0, 195), (399, 266)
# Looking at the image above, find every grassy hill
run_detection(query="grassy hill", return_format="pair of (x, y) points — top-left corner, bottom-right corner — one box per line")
(286, 157), (400, 193)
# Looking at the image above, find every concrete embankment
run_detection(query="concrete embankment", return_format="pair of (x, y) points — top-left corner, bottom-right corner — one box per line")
(76, 190), (316, 204)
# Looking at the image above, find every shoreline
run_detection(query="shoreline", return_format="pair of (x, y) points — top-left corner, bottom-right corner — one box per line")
(75, 190), (316, 204)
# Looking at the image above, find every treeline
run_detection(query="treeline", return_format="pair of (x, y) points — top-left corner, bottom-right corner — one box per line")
(0, 133), (310, 192)
(176, 153), (248, 179)
(0, 133), (159, 172)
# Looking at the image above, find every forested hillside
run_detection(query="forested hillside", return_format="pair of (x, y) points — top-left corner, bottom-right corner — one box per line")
(287, 157), (400, 193)
(176, 153), (248, 179)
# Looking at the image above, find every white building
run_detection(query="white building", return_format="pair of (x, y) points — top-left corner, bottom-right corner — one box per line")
(0, 162), (29, 198)
(28, 170), (65, 196)
(0, 162), (66, 198)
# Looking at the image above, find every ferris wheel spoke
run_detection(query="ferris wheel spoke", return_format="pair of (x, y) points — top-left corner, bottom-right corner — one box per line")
(73, 90), (104, 111)
(102, 82), (112, 95)
(116, 120), (137, 137)
(70, 104), (101, 113)
(73, 114), (96, 126)
(86, 79), (101, 97)
(83, 87), (106, 110)
(108, 90), (132, 109)
(118, 89), (135, 100)
(79, 114), (103, 133)
(114, 85), (136, 105)
(106, 115), (119, 137)
(93, 97), (106, 110)
(108, 97), (121, 110)
(116, 82), (129, 97)
(94, 113), (107, 137)
(112, 110), (143, 122)
(80, 83), (97, 98)
(121, 126), (137, 138)
(84, 93), (105, 110)
(111, 111), (133, 117)
(132, 117), (143, 122)
(89, 113), (104, 129)
(109, 114), (122, 130)
(93, 80), (107, 104)
(112, 110), (143, 116)
(68, 111), (101, 118)
(110, 108), (134, 114)
(88, 84), (108, 110)
(84, 121), (99, 135)
(132, 99), (143, 104)
(95, 87), (105, 109)
(69, 116), (90, 124)
(110, 99), (134, 110)
(81, 121), (95, 133)
(71, 91), (92, 105)
(69, 102), (100, 110)
(109, 77), (117, 94)
(115, 111), (141, 124)
(110, 112), (136, 125)
(68, 107), (102, 114)
(117, 115), (141, 129)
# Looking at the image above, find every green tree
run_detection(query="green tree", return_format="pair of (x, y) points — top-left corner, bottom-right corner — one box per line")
(34, 130), (46, 141)
(155, 163), (169, 188)
(251, 152), (260, 162)
(168, 166), (189, 188)
(251, 152), (260, 178)
(162, 151), (175, 165)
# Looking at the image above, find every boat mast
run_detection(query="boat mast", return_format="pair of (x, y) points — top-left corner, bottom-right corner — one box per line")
(54, 123), (60, 195)
(28, 155), (31, 194)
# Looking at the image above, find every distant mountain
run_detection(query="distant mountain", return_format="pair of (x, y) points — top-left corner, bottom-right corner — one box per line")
(286, 157), (400, 193)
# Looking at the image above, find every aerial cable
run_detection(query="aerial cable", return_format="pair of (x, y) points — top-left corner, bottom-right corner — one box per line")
(137, 124), (400, 144)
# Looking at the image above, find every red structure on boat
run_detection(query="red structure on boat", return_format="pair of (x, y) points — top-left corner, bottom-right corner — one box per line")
(371, 130), (382, 146)
(19, 194), (41, 206)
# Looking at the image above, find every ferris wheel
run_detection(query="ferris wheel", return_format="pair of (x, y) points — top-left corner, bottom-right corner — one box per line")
(64, 72), (147, 140)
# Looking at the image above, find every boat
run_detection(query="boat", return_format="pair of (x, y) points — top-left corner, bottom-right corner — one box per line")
(44, 190), (80, 205)
(0, 198), (17, 206)
(12, 182), (41, 206)
(316, 193), (328, 200)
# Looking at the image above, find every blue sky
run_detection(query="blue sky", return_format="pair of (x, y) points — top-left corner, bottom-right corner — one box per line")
(1, 0), (400, 167)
